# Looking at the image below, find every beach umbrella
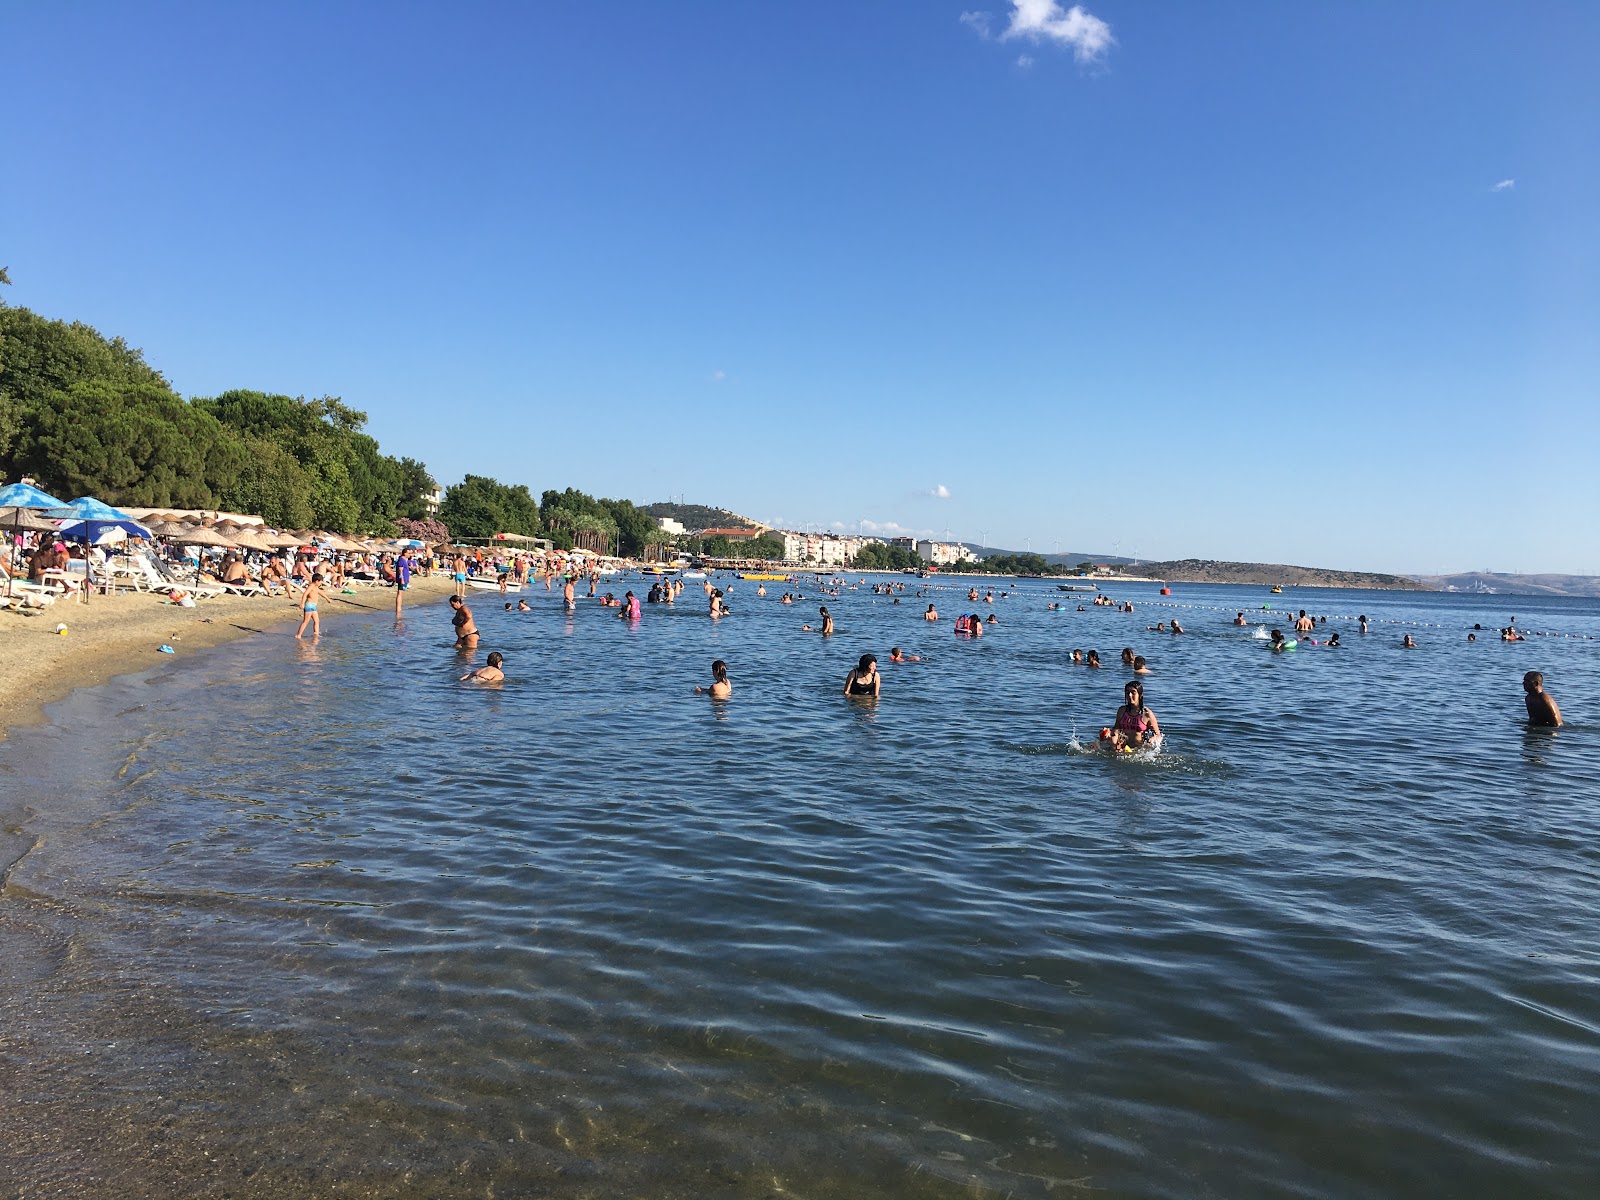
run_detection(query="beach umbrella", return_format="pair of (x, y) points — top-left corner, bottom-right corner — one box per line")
(229, 528), (277, 553)
(0, 506), (62, 533)
(170, 525), (238, 549)
(0, 483), (74, 597)
(263, 530), (305, 549)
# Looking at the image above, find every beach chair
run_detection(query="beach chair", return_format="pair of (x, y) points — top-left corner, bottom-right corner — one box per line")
(217, 580), (266, 598)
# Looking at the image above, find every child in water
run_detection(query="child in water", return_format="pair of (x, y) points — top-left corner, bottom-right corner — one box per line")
(1100, 680), (1161, 751)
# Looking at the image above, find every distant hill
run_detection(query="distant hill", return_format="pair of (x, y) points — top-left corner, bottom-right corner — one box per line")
(1128, 559), (1425, 590)
(965, 545), (1136, 567)
(1412, 571), (1600, 598)
(643, 502), (766, 532)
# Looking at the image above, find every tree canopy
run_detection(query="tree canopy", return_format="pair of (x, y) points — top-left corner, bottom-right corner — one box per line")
(440, 475), (543, 541)
(851, 542), (922, 571)
(0, 301), (434, 533)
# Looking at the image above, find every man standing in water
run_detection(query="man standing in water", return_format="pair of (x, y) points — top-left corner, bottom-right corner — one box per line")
(1523, 672), (1563, 727)
(393, 549), (413, 616)
(562, 574), (576, 611)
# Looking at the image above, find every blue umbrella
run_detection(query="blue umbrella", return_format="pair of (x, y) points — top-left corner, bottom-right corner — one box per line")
(0, 481), (70, 511)
(1, 482), (72, 596)
(59, 496), (147, 594)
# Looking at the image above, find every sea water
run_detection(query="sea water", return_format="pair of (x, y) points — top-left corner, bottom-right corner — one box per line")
(2, 577), (1598, 1198)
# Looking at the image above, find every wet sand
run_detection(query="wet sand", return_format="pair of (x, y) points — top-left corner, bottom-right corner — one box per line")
(0, 576), (458, 744)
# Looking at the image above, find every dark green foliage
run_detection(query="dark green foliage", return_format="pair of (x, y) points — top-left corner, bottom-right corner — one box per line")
(441, 475), (543, 541)
(10, 378), (246, 507)
(851, 542), (923, 571)
(703, 534), (784, 559)
(961, 553), (1064, 576)
(0, 304), (433, 532)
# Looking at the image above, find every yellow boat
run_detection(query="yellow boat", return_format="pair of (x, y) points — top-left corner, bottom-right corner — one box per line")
(1270, 585), (1283, 594)
(740, 572), (791, 581)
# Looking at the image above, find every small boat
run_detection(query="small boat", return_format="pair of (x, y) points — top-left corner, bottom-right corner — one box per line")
(740, 572), (790, 581)
(468, 577), (523, 593)
(1056, 583), (1098, 592)
(682, 570), (707, 580)
(1270, 585), (1284, 594)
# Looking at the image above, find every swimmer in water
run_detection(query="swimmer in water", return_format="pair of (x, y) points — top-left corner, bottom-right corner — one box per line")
(889, 646), (920, 662)
(694, 659), (731, 699)
(1132, 655), (1150, 674)
(985, 613), (998, 625)
(1233, 611), (1248, 626)
(1269, 628), (1288, 652)
(461, 651), (504, 682)
(1170, 620), (1184, 634)
(1402, 634), (1417, 648)
(1102, 680), (1161, 751)
(1359, 614), (1369, 634)
(517, 598), (530, 611)
(925, 604), (938, 621)
(1070, 649), (1083, 665)
(818, 606), (834, 635)
(1523, 671), (1562, 727)
(1327, 632), (1340, 647)
(843, 653), (880, 698)
(1085, 650), (1101, 668)
(1295, 610), (1313, 634)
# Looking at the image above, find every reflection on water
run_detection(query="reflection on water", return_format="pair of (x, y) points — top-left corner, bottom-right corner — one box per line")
(3, 578), (1600, 1198)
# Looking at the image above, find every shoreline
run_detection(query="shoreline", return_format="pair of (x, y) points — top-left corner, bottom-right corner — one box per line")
(0, 575), (458, 744)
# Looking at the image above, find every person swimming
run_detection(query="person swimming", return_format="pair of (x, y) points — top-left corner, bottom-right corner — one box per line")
(1523, 671), (1562, 726)
(1402, 634), (1417, 648)
(889, 646), (920, 662)
(1170, 620), (1184, 634)
(1327, 632), (1340, 647)
(1234, 611), (1248, 626)
(1101, 679), (1161, 751)
(1085, 650), (1101, 668)
(517, 598), (530, 611)
(695, 659), (732, 699)
(924, 603), (938, 621)
(843, 653), (880, 698)
(1132, 655), (1150, 674)
(461, 651), (504, 682)
(1269, 628), (1290, 652)
(1121, 647), (1135, 665)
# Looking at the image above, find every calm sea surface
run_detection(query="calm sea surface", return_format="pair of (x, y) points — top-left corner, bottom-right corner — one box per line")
(3, 576), (1598, 1197)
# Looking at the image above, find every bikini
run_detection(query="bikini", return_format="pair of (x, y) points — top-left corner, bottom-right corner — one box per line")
(1115, 704), (1150, 734)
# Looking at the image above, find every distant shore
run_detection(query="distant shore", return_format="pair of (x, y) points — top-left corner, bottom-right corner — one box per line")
(0, 576), (457, 743)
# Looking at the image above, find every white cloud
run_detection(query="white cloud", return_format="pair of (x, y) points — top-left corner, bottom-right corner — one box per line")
(1000, 1), (1114, 63)
(928, 484), (952, 499)
(860, 519), (934, 538)
(959, 10), (993, 39)
(1491, 179), (1515, 192)
(711, 369), (726, 381)
(1016, 53), (1035, 68)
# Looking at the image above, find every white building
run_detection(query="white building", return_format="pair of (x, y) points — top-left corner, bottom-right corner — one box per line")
(655, 516), (686, 536)
(424, 486), (446, 516)
(779, 531), (881, 566)
(915, 540), (974, 566)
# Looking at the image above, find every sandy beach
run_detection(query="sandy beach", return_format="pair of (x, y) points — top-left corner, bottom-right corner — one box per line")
(0, 575), (459, 743)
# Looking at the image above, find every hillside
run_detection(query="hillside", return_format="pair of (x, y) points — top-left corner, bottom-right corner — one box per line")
(1413, 571), (1600, 599)
(1128, 559), (1426, 590)
(643, 502), (766, 532)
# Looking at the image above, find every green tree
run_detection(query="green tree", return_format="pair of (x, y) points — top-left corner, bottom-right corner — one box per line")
(440, 474), (543, 540)
(851, 542), (923, 571)
(10, 378), (247, 506)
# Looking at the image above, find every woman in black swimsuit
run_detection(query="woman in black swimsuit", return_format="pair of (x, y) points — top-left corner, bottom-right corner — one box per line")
(843, 653), (880, 698)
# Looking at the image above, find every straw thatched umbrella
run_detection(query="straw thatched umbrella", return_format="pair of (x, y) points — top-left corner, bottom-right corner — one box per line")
(230, 528), (277, 553)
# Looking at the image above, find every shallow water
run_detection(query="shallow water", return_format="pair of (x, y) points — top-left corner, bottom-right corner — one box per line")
(3, 576), (1599, 1197)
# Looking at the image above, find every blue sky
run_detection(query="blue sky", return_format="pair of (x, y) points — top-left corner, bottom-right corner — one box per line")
(5, 1), (1597, 573)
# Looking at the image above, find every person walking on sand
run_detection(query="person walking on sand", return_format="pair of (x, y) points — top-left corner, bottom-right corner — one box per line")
(448, 594), (479, 649)
(1523, 671), (1563, 727)
(295, 573), (325, 640)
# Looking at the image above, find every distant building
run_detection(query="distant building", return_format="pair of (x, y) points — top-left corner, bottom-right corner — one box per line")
(424, 486), (445, 516)
(915, 540), (974, 566)
(778, 531), (882, 566)
(655, 516), (686, 536)
(696, 527), (762, 542)
(889, 537), (918, 552)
